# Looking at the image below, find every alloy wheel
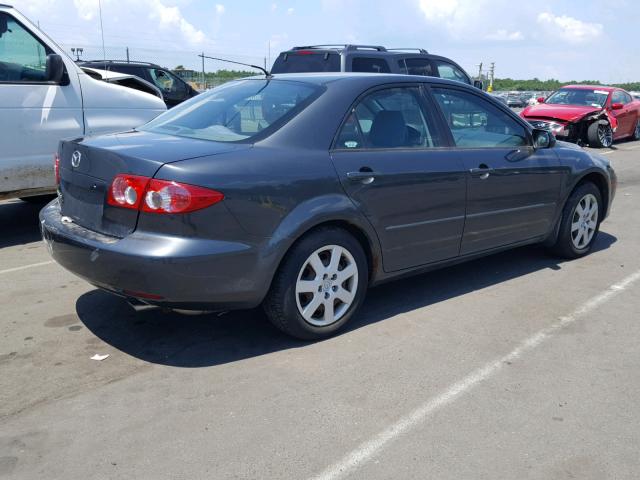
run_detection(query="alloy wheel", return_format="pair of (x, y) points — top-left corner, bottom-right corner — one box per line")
(598, 124), (613, 147)
(295, 245), (358, 327)
(571, 193), (598, 250)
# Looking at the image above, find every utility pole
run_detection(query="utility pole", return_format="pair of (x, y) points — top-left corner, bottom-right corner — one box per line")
(488, 62), (495, 92)
(199, 52), (206, 90)
(126, 47), (130, 63)
(477, 62), (483, 84)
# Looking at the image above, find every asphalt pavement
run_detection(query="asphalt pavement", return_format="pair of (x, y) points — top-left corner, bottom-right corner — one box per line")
(1, 140), (639, 479)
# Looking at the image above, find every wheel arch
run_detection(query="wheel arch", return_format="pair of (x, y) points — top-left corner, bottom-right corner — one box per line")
(264, 195), (383, 292)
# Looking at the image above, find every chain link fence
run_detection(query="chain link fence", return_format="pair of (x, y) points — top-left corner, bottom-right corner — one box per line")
(60, 44), (269, 91)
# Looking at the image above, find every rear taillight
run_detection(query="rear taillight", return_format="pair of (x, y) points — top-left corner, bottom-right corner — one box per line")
(54, 153), (60, 185)
(107, 174), (149, 210)
(107, 174), (224, 214)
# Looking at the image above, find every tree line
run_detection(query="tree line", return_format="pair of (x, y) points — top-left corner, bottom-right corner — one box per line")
(493, 78), (640, 92)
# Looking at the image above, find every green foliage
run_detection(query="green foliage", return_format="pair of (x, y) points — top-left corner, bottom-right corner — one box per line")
(493, 78), (640, 92)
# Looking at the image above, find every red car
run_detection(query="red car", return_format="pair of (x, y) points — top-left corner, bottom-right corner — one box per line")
(520, 85), (640, 148)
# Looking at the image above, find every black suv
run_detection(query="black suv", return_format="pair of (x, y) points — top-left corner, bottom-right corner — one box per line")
(271, 45), (482, 89)
(79, 60), (199, 107)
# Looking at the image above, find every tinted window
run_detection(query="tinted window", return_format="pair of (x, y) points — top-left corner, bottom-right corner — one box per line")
(433, 60), (470, 85)
(141, 79), (320, 142)
(335, 87), (437, 149)
(0, 13), (51, 82)
(432, 88), (527, 148)
(352, 57), (391, 73)
(271, 52), (340, 73)
(398, 58), (434, 76)
(107, 64), (145, 76)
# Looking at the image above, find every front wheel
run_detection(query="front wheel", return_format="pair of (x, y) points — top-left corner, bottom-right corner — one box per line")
(549, 182), (602, 259)
(587, 121), (613, 148)
(632, 119), (640, 141)
(263, 227), (368, 340)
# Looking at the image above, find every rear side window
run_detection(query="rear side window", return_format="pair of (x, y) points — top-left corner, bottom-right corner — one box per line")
(335, 87), (437, 149)
(398, 58), (434, 76)
(351, 57), (391, 73)
(432, 87), (527, 148)
(433, 60), (470, 85)
(140, 79), (320, 142)
(271, 52), (340, 73)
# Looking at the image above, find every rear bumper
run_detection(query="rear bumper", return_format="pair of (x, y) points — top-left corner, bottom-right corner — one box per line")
(39, 200), (269, 310)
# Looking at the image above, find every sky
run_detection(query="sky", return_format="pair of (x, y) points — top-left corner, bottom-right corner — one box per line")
(10, 0), (640, 83)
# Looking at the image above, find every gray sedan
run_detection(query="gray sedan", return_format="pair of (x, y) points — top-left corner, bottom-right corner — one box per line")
(41, 73), (616, 339)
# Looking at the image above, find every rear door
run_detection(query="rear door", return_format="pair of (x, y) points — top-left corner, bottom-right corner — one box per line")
(430, 85), (565, 255)
(331, 84), (467, 272)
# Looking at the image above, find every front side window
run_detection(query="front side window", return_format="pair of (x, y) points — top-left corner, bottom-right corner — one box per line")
(335, 87), (437, 149)
(611, 90), (630, 105)
(433, 61), (469, 85)
(351, 57), (391, 73)
(432, 87), (528, 148)
(149, 68), (186, 95)
(0, 13), (51, 82)
(140, 79), (320, 142)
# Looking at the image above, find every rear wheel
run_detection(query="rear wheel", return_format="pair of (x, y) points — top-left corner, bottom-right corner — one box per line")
(263, 227), (368, 340)
(549, 182), (601, 259)
(587, 121), (613, 148)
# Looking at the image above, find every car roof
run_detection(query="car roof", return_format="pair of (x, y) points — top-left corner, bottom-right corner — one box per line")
(242, 72), (476, 88)
(562, 85), (616, 92)
(80, 60), (163, 68)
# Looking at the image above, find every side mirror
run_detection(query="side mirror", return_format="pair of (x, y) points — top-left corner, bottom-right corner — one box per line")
(473, 80), (484, 90)
(536, 97), (545, 104)
(611, 102), (623, 110)
(45, 54), (65, 84)
(533, 128), (556, 149)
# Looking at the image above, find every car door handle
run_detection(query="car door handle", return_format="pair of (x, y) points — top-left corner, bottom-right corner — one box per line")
(347, 171), (378, 184)
(469, 165), (494, 179)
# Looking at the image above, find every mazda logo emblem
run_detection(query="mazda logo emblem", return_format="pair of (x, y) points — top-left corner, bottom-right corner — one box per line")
(71, 150), (82, 168)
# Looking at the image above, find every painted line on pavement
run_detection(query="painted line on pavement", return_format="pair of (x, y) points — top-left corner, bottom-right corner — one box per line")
(0, 261), (54, 275)
(310, 269), (640, 480)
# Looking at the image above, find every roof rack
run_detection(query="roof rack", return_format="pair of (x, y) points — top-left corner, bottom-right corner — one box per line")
(387, 48), (429, 54)
(291, 44), (387, 52)
(80, 60), (159, 66)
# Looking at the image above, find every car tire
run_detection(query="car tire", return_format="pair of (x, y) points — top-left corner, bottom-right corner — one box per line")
(263, 226), (368, 340)
(549, 182), (602, 259)
(632, 120), (640, 141)
(587, 121), (613, 148)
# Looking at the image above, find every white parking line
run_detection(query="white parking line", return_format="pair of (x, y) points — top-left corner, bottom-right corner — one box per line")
(310, 269), (640, 480)
(0, 261), (54, 275)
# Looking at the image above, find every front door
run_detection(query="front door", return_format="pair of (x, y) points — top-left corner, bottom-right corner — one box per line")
(331, 85), (467, 272)
(0, 12), (83, 195)
(430, 86), (565, 255)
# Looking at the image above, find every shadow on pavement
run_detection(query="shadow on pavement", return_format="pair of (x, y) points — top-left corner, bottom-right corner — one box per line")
(0, 198), (53, 248)
(76, 232), (617, 368)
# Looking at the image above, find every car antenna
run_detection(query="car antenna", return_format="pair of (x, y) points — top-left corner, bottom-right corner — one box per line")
(198, 54), (271, 78)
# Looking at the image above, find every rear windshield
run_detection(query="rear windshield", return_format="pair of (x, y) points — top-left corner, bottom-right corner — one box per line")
(271, 52), (341, 73)
(139, 79), (320, 142)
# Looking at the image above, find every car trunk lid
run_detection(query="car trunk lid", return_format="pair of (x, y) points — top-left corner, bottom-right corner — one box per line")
(58, 130), (250, 237)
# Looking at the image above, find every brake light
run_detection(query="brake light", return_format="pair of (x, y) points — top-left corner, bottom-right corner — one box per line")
(107, 174), (149, 210)
(54, 153), (60, 185)
(107, 174), (224, 214)
(296, 50), (314, 55)
(142, 179), (224, 213)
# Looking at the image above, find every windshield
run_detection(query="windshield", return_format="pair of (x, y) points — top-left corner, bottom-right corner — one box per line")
(545, 88), (609, 108)
(140, 79), (320, 142)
